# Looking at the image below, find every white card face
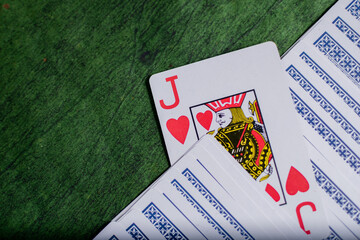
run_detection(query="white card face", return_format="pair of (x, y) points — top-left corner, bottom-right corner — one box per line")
(150, 41), (294, 165)
(281, 0), (360, 238)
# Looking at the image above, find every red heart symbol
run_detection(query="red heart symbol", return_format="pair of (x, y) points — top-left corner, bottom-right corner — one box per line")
(286, 166), (310, 196)
(166, 116), (190, 144)
(196, 110), (213, 131)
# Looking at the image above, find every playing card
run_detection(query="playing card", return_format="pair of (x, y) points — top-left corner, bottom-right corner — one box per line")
(150, 42), (288, 166)
(150, 42), (329, 238)
(294, 1), (360, 92)
(149, 42), (285, 204)
(281, 1), (360, 238)
(281, 1), (360, 185)
(111, 167), (173, 222)
(285, 61), (360, 185)
(187, 89), (286, 205)
(159, 155), (286, 238)
(323, 210), (359, 240)
(306, 140), (360, 238)
(97, 134), (315, 239)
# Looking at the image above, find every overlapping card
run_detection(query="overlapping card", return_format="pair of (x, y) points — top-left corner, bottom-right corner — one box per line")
(95, 136), (315, 240)
(281, 0), (360, 238)
(94, 1), (360, 238)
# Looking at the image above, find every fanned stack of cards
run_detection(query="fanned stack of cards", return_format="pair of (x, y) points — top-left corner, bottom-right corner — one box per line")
(281, 0), (360, 238)
(94, 0), (360, 238)
(96, 135), (325, 240)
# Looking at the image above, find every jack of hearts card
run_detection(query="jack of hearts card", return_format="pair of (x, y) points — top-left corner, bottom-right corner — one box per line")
(150, 42), (329, 238)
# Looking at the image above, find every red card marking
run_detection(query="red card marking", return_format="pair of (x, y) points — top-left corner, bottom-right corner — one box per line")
(265, 184), (280, 202)
(236, 123), (248, 148)
(254, 101), (263, 124)
(250, 129), (266, 166)
(286, 166), (310, 196)
(166, 116), (189, 144)
(196, 111), (213, 130)
(159, 75), (180, 110)
(296, 201), (317, 235)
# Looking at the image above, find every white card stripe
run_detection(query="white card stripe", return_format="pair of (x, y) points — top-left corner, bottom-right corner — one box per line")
(286, 64), (360, 145)
(299, 51), (360, 119)
(181, 168), (254, 240)
(162, 193), (208, 240)
(171, 179), (234, 240)
(290, 88), (360, 175)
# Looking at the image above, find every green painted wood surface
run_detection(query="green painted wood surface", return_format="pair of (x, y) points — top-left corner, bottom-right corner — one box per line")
(1, 0), (336, 238)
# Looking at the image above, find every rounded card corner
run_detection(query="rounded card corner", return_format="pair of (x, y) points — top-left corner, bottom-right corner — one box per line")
(265, 41), (278, 49)
(149, 74), (157, 86)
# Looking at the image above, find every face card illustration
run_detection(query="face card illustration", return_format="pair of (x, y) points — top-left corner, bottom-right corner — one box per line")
(149, 42), (284, 166)
(191, 90), (271, 180)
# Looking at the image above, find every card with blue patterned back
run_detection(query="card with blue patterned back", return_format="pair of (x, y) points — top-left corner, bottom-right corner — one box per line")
(94, 210), (162, 240)
(158, 140), (306, 239)
(281, 0), (360, 238)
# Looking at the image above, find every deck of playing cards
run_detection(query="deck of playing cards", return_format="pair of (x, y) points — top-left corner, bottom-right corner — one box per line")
(94, 1), (359, 239)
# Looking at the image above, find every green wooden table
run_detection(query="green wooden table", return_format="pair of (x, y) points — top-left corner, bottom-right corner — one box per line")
(0, 0), (336, 238)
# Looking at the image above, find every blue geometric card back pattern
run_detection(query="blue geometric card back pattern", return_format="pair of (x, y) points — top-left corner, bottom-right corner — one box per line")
(126, 223), (149, 240)
(181, 168), (254, 240)
(333, 16), (360, 49)
(346, 0), (360, 21)
(324, 226), (343, 240)
(289, 89), (360, 175)
(299, 52), (360, 118)
(108, 235), (119, 240)
(314, 32), (360, 88)
(311, 160), (360, 225)
(142, 202), (188, 240)
(171, 179), (233, 240)
(286, 65), (360, 145)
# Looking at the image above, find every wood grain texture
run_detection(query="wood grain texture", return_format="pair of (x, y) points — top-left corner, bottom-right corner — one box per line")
(0, 0), (336, 238)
